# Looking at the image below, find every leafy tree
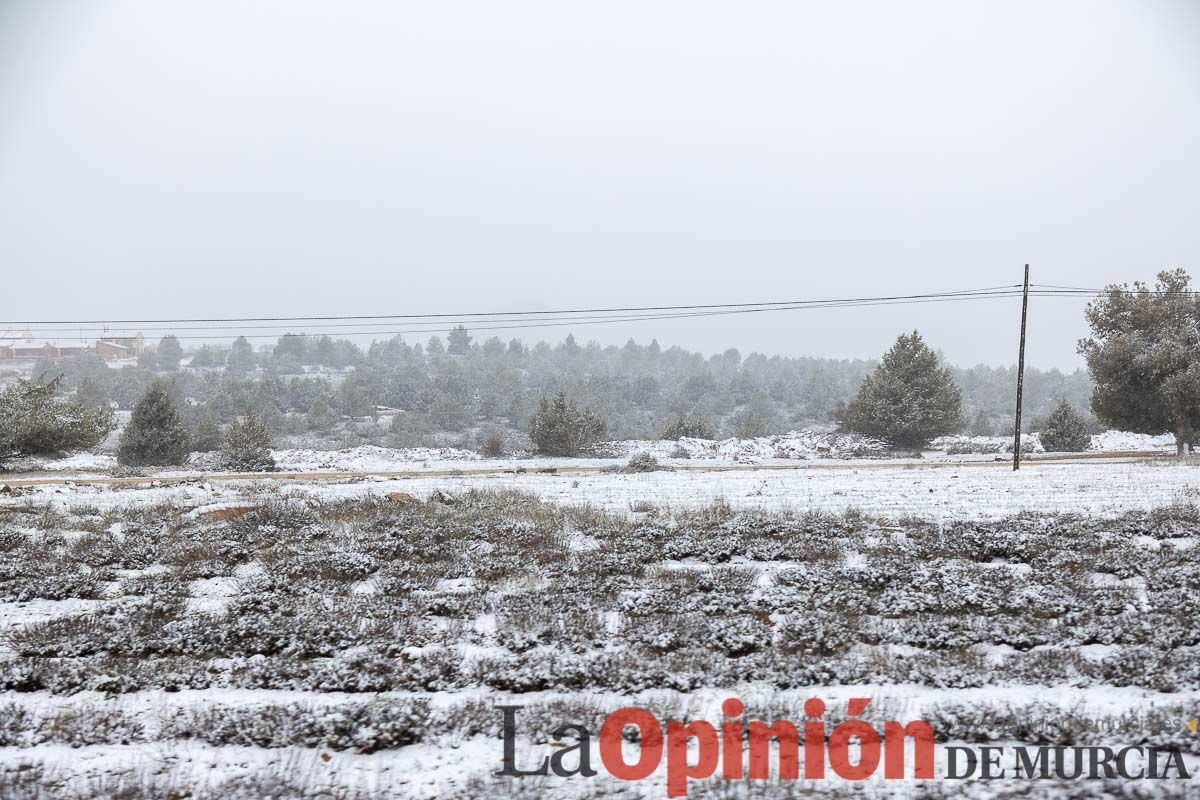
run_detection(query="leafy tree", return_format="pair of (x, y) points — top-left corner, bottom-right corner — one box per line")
(118, 381), (189, 466)
(1039, 400), (1091, 453)
(0, 376), (115, 466)
(221, 412), (276, 471)
(840, 331), (962, 448)
(1079, 269), (1200, 455)
(529, 392), (606, 456)
(158, 336), (183, 371)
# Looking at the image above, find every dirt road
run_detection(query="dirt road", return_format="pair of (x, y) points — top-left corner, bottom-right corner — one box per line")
(0, 450), (1170, 489)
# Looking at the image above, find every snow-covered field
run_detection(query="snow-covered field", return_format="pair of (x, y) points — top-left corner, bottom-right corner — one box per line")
(2, 439), (1200, 797)
(1, 429), (1180, 478)
(5, 458), (1199, 522)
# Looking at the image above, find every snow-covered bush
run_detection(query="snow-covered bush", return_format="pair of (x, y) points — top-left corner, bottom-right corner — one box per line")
(0, 375), (114, 468)
(662, 413), (715, 440)
(221, 412), (276, 471)
(166, 699), (430, 752)
(528, 392), (606, 456)
(1038, 399), (1093, 452)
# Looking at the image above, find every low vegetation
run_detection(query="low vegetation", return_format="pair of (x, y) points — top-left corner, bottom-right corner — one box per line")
(0, 491), (1196, 794)
(0, 375), (114, 468)
(1, 494), (1196, 696)
(220, 412), (276, 471)
(528, 392), (607, 456)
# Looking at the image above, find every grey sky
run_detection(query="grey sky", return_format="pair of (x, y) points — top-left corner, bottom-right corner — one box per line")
(1, 0), (1197, 369)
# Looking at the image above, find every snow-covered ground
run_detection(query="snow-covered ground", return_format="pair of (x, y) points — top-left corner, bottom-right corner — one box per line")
(2, 434), (1198, 797)
(0, 684), (1194, 797)
(5, 459), (1199, 522)
(3, 428), (1180, 479)
(0, 487), (1196, 797)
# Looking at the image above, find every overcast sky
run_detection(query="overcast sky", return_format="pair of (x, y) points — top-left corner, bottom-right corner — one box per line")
(1, 1), (1197, 369)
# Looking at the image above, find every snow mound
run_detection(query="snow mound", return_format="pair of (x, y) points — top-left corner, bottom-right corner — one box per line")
(596, 430), (890, 462)
(4, 452), (118, 472)
(930, 434), (1044, 455)
(1087, 430), (1176, 452)
(931, 429), (1178, 455)
(273, 445), (481, 472)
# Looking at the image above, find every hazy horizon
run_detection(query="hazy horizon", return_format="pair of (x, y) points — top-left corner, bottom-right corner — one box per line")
(3, 0), (1198, 369)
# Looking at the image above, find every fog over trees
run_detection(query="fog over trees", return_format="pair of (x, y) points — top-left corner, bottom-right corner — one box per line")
(20, 330), (1093, 452)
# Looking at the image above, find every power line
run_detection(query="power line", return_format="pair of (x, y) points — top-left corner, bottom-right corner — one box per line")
(9, 292), (1044, 341)
(7, 283), (1164, 343)
(0, 285), (1023, 327)
(1032, 284), (1200, 296)
(8, 291), (1033, 335)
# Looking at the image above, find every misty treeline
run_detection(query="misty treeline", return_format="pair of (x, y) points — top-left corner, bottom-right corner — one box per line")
(27, 327), (1090, 450)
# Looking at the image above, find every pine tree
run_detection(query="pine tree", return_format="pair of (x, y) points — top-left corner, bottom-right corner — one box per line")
(662, 412), (716, 440)
(306, 396), (339, 433)
(274, 334), (308, 362)
(221, 413), (275, 471)
(190, 346), (214, 368)
(187, 406), (224, 452)
(158, 336), (183, 371)
(118, 381), (190, 466)
(1039, 400), (1092, 452)
(841, 331), (962, 448)
(529, 393), (607, 456)
(226, 336), (256, 372)
(447, 325), (473, 356)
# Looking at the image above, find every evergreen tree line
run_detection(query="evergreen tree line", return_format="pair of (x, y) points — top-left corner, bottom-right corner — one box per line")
(31, 327), (1092, 449)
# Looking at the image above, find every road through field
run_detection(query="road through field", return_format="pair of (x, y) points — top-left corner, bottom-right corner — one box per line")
(0, 449), (1171, 489)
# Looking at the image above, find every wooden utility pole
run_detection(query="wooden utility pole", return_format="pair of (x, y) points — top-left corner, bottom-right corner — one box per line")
(1012, 264), (1030, 471)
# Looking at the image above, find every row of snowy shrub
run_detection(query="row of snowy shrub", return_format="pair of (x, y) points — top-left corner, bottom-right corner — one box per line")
(4, 495), (1199, 698)
(3, 692), (1198, 759)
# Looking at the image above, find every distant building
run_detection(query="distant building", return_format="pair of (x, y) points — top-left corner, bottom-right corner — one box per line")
(98, 333), (146, 355)
(0, 329), (145, 361)
(0, 330), (86, 360)
(95, 340), (132, 359)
